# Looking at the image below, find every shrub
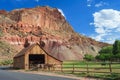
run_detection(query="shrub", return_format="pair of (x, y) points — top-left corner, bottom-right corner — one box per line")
(84, 54), (95, 61)
(0, 29), (4, 37)
(0, 60), (13, 65)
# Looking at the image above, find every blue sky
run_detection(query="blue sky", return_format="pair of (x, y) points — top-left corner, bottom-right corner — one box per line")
(0, 0), (120, 43)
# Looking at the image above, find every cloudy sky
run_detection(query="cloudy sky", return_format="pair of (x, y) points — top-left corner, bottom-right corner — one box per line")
(0, 0), (120, 44)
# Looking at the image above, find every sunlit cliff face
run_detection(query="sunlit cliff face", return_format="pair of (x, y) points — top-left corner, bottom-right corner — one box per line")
(0, 6), (109, 60)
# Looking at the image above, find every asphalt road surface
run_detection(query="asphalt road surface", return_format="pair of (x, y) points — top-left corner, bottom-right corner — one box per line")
(0, 69), (76, 80)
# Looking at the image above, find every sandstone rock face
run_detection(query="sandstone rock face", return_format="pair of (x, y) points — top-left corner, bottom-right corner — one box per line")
(0, 6), (109, 61)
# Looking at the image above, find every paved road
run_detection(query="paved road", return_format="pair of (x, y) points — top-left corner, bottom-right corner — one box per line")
(0, 70), (76, 80)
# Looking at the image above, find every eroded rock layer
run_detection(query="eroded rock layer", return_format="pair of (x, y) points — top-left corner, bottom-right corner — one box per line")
(0, 6), (109, 61)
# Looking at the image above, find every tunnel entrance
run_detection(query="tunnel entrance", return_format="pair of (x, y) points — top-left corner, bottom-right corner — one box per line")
(29, 54), (45, 68)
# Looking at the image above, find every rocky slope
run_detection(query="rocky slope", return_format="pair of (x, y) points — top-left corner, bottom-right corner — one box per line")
(0, 6), (109, 61)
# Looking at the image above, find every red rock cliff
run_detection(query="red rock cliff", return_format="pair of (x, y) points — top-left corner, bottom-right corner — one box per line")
(0, 6), (109, 61)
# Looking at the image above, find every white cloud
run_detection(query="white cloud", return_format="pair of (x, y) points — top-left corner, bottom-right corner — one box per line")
(58, 8), (66, 18)
(95, 27), (106, 34)
(91, 34), (106, 41)
(87, 0), (93, 7)
(91, 9), (120, 43)
(95, 1), (109, 7)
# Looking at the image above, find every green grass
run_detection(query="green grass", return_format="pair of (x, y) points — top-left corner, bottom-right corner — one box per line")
(63, 61), (120, 68)
(59, 61), (120, 79)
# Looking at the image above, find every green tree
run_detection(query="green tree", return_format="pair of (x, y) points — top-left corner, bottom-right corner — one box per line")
(99, 46), (113, 54)
(96, 46), (113, 61)
(112, 40), (120, 55)
(96, 54), (105, 61)
(112, 40), (120, 61)
(83, 54), (95, 73)
(83, 54), (95, 61)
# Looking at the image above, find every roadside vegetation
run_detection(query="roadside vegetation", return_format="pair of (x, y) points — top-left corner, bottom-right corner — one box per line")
(0, 59), (13, 66)
(0, 41), (18, 66)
